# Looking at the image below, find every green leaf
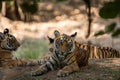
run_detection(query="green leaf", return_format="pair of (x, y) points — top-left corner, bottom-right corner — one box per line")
(99, 0), (120, 19)
(94, 30), (105, 36)
(111, 29), (120, 37)
(105, 23), (116, 33)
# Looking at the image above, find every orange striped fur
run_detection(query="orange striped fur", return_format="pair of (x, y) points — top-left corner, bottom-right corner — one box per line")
(1, 30), (119, 77)
(0, 28), (20, 67)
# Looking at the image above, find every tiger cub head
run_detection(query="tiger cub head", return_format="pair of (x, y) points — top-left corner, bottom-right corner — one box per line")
(48, 30), (77, 58)
(0, 28), (20, 51)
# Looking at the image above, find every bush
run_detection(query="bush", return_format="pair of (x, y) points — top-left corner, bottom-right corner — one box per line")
(94, 0), (120, 37)
(14, 38), (49, 59)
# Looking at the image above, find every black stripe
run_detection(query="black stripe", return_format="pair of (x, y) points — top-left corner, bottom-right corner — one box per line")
(103, 47), (108, 58)
(68, 59), (76, 65)
(100, 47), (105, 58)
(111, 48), (115, 57)
(52, 56), (58, 63)
(87, 45), (90, 54)
(54, 50), (59, 60)
(114, 49), (119, 57)
(52, 56), (59, 66)
(114, 49), (117, 57)
(96, 47), (100, 59)
(105, 47), (110, 58)
(48, 60), (55, 70)
(100, 47), (104, 58)
(65, 54), (75, 63)
(97, 47), (100, 58)
(45, 63), (51, 71)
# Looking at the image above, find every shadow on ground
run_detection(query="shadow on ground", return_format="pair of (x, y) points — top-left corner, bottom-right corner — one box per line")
(0, 58), (120, 80)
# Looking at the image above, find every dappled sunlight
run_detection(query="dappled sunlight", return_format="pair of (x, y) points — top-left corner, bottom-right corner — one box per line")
(0, 1), (120, 80)
(0, 13), (120, 50)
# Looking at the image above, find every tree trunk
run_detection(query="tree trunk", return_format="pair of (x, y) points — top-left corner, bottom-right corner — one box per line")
(83, 0), (93, 38)
(14, 0), (21, 20)
(14, 0), (24, 20)
(1, 1), (6, 16)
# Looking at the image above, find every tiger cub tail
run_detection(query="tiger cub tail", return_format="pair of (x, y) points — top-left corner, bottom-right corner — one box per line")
(89, 46), (119, 59)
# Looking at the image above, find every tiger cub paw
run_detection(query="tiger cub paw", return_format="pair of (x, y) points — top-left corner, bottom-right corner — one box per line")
(57, 70), (70, 77)
(31, 67), (46, 76)
(31, 71), (43, 76)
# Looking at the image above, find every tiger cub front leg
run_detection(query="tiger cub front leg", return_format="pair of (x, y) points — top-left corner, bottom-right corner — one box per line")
(57, 62), (80, 77)
(31, 64), (47, 76)
(31, 61), (56, 76)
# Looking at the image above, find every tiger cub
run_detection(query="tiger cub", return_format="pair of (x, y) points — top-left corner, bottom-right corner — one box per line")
(31, 30), (89, 77)
(49, 31), (120, 59)
(2, 29), (119, 76)
(31, 30), (120, 77)
(0, 28), (20, 67)
(0, 28), (20, 51)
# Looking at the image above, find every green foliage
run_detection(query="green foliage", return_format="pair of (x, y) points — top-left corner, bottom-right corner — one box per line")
(14, 38), (49, 59)
(99, 0), (120, 19)
(94, 23), (120, 37)
(95, 0), (120, 37)
(112, 29), (120, 37)
(104, 23), (116, 33)
(94, 30), (105, 36)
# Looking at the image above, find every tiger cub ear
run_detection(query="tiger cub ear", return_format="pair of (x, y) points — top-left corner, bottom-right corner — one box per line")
(47, 36), (54, 43)
(54, 30), (60, 37)
(3, 28), (9, 34)
(0, 32), (5, 41)
(70, 32), (77, 38)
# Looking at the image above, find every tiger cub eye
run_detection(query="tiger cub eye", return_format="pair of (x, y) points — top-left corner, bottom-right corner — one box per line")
(49, 48), (54, 52)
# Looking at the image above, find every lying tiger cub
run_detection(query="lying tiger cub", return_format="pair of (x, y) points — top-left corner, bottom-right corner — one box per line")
(0, 28), (20, 51)
(31, 30), (120, 77)
(1, 30), (119, 77)
(0, 28), (20, 67)
(31, 30), (90, 77)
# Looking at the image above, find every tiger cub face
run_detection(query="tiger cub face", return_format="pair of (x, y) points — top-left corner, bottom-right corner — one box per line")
(48, 30), (77, 58)
(0, 28), (20, 51)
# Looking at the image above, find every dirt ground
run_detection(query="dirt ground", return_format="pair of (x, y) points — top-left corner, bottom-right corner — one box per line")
(0, 58), (120, 80)
(0, 1), (120, 80)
